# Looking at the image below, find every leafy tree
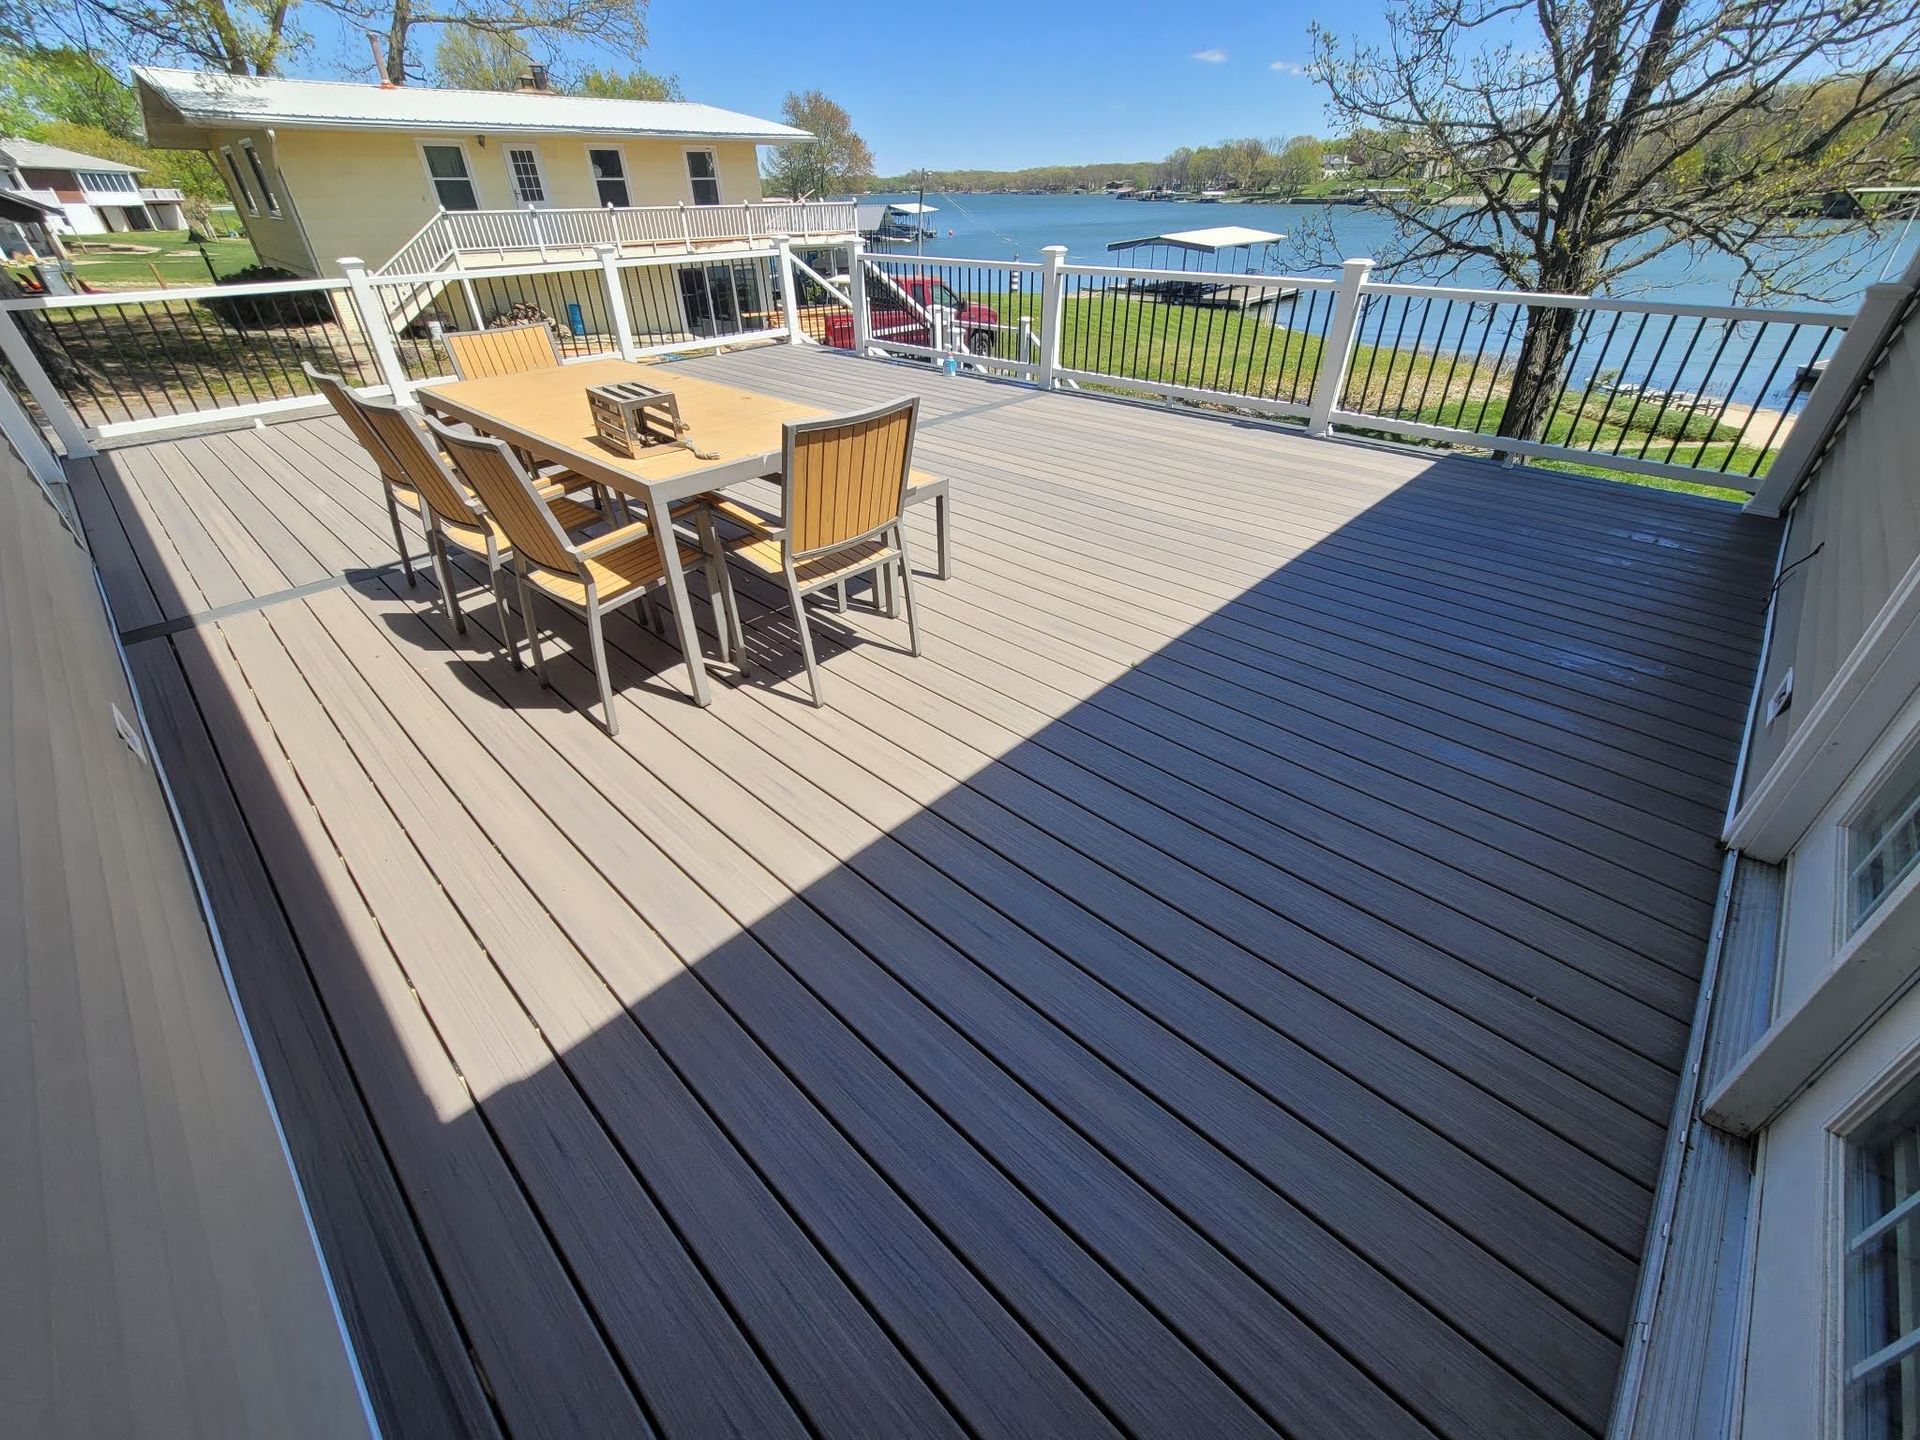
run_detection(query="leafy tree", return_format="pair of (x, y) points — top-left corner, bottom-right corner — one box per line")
(761, 90), (873, 200)
(431, 24), (528, 87)
(0, 47), (141, 136)
(338, 0), (649, 86)
(21, 0), (303, 75)
(1309, 0), (1920, 442)
(572, 64), (680, 101)
(1269, 135), (1323, 194)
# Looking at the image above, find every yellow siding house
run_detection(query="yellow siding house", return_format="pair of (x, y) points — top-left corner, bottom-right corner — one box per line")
(132, 66), (826, 279)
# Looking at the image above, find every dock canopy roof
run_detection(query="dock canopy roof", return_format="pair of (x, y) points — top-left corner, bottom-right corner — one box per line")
(132, 66), (811, 148)
(1109, 225), (1286, 253)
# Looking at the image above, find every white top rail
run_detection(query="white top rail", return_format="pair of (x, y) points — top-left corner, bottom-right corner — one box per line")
(1062, 260), (1338, 288)
(870, 255), (1047, 273)
(0, 277), (350, 312)
(1359, 280), (1855, 328)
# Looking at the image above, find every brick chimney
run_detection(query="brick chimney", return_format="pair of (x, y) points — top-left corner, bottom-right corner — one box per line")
(515, 64), (552, 93)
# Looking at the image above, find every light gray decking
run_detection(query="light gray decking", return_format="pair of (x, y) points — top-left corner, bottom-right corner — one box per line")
(65, 343), (1780, 1439)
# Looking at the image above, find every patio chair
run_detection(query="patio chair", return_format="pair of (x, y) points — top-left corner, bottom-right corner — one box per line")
(443, 320), (564, 381)
(427, 416), (732, 736)
(304, 361), (424, 587)
(354, 391), (601, 664)
(717, 395), (923, 707)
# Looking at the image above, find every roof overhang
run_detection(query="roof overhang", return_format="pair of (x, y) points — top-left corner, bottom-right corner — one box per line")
(0, 190), (64, 222)
(134, 66), (812, 150)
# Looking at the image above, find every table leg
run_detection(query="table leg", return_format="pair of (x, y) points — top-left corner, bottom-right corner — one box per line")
(650, 497), (713, 706)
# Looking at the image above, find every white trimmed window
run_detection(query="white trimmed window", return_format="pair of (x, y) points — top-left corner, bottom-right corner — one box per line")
(421, 143), (479, 211)
(1849, 1076), (1920, 1437)
(221, 147), (257, 213)
(685, 149), (720, 205)
(505, 145), (545, 205)
(240, 141), (280, 216)
(1848, 745), (1920, 934)
(588, 147), (628, 207)
(76, 170), (138, 193)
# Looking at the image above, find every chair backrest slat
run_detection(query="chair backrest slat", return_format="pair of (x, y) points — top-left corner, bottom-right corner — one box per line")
(444, 322), (564, 382)
(427, 417), (580, 574)
(305, 362), (407, 488)
(782, 397), (918, 558)
(353, 394), (488, 530)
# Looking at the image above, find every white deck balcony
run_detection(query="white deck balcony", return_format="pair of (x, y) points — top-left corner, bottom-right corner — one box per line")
(379, 199), (859, 276)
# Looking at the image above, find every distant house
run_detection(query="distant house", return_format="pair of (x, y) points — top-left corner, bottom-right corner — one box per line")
(132, 66), (849, 279)
(0, 137), (188, 235)
(1320, 154), (1353, 180)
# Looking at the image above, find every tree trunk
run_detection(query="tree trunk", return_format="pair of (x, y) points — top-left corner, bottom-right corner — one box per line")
(1497, 302), (1581, 443)
(387, 0), (413, 84)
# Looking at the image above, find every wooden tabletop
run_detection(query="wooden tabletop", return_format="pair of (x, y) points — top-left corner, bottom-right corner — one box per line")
(419, 358), (829, 504)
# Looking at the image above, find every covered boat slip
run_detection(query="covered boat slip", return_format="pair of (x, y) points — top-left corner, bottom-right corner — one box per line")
(62, 342), (1775, 1438)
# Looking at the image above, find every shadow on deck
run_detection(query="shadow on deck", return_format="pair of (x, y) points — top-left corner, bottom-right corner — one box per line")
(66, 344), (1781, 1439)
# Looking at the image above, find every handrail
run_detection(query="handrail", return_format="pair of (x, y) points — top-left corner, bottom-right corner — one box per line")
(376, 200), (859, 274)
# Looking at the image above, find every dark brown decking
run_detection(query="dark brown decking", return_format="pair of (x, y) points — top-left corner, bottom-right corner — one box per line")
(66, 343), (1779, 1439)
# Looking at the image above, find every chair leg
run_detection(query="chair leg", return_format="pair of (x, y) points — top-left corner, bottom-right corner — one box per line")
(785, 572), (824, 706)
(721, 561), (746, 659)
(489, 563), (522, 669)
(587, 602), (618, 737)
(895, 528), (923, 657)
(386, 491), (416, 588)
(935, 491), (952, 580)
(701, 552), (733, 666)
(516, 567), (546, 685)
(428, 531), (465, 635)
(834, 579), (848, 612)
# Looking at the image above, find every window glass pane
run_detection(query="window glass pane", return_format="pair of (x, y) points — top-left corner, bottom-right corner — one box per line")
(222, 150), (256, 212)
(242, 145), (279, 214)
(422, 145), (478, 211)
(1852, 1078), (1920, 1439)
(1851, 746), (1920, 932)
(686, 150), (719, 205)
(507, 148), (544, 203)
(590, 149), (629, 207)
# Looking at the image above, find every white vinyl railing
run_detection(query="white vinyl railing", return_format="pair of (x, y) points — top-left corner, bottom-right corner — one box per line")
(0, 233), (1867, 504)
(376, 200), (859, 275)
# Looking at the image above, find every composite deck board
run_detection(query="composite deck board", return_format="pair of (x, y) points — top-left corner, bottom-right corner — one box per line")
(67, 343), (1778, 1439)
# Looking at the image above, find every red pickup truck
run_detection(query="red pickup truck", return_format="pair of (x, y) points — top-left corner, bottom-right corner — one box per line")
(821, 274), (1001, 355)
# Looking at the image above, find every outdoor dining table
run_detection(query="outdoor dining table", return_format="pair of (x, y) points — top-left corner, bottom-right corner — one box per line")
(418, 357), (829, 707)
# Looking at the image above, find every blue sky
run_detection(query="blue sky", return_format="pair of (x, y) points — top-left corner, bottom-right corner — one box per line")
(310, 0), (1360, 173)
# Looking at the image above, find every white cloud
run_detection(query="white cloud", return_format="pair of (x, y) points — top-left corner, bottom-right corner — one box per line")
(1269, 59), (1307, 75)
(1191, 47), (1228, 63)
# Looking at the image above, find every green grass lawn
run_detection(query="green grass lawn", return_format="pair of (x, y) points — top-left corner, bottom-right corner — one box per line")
(62, 230), (260, 290)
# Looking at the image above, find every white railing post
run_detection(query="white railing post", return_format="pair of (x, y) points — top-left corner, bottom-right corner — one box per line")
(846, 240), (872, 356)
(1307, 257), (1374, 436)
(596, 244), (637, 361)
(340, 257), (414, 403)
(0, 309), (95, 457)
(774, 238), (809, 345)
(0, 353), (76, 495)
(1038, 244), (1068, 391)
(678, 203), (692, 250)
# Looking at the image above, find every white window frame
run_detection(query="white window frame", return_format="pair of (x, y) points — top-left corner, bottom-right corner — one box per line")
(684, 147), (721, 206)
(1841, 732), (1920, 945)
(220, 146), (257, 214)
(586, 145), (630, 208)
(239, 140), (281, 217)
(417, 139), (480, 212)
(502, 142), (549, 208)
(1826, 1043), (1920, 1439)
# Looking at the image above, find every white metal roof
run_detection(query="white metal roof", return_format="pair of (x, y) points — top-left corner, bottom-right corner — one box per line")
(1108, 225), (1286, 252)
(132, 67), (811, 145)
(0, 137), (144, 174)
(886, 201), (938, 214)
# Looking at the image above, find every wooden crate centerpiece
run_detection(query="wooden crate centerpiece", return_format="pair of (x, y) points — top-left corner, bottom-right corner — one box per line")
(587, 380), (689, 457)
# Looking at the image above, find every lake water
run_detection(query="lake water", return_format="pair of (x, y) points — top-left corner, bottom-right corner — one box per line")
(864, 190), (1918, 310)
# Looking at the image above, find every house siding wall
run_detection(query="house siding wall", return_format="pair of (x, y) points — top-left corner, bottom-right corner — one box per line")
(239, 129), (764, 277)
(1744, 311), (1920, 807)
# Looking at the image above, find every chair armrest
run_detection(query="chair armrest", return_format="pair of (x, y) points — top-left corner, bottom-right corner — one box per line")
(576, 520), (655, 558)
